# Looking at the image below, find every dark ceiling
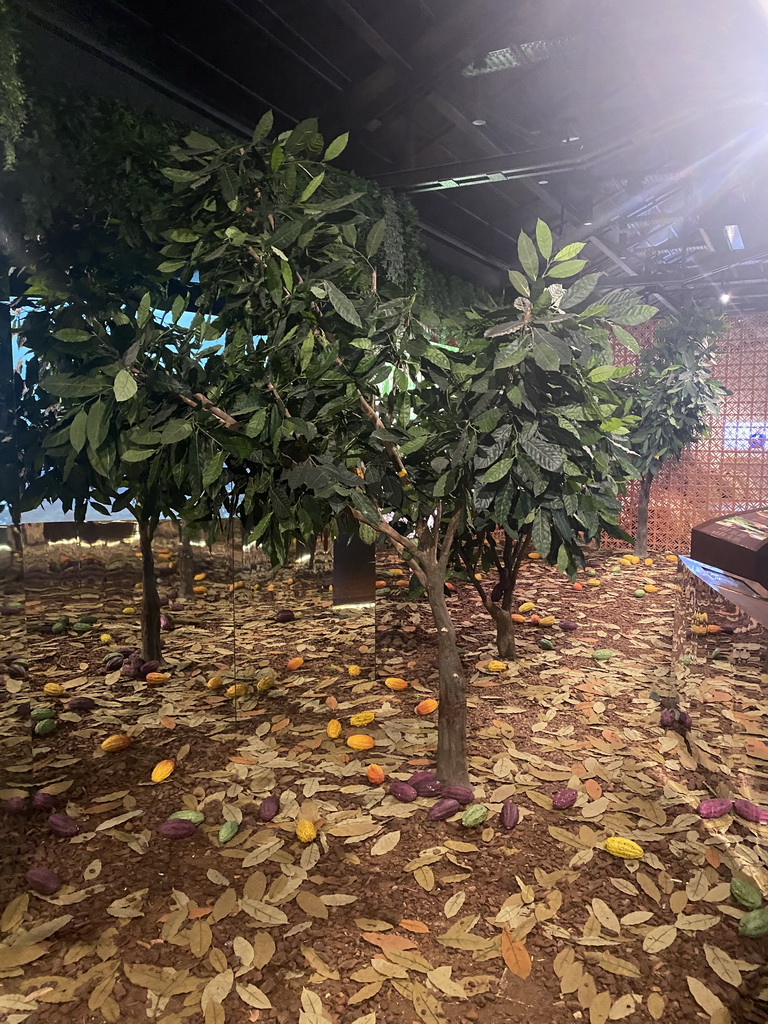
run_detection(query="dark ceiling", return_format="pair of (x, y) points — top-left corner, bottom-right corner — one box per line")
(17, 0), (768, 311)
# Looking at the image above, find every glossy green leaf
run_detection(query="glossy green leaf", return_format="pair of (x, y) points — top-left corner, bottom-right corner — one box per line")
(517, 231), (539, 280)
(553, 242), (586, 261)
(507, 270), (530, 297)
(113, 369), (138, 402)
(252, 110), (274, 144)
(366, 217), (387, 259)
(323, 132), (349, 161)
(547, 260), (588, 279)
(535, 219), (553, 260)
(53, 328), (91, 343)
(324, 281), (362, 328)
(69, 410), (88, 453)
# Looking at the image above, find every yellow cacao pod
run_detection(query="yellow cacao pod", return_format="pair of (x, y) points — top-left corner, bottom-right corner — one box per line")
(366, 764), (385, 785)
(694, 612), (708, 623)
(145, 672), (170, 685)
(227, 684), (247, 698)
(691, 624), (708, 635)
(539, 616), (555, 627)
(326, 719), (342, 739)
(586, 578), (601, 587)
(286, 657), (304, 671)
(518, 602), (535, 613)
(101, 733), (132, 752)
(151, 759), (175, 782)
(384, 677), (408, 691)
(193, 586), (207, 595)
(487, 660), (507, 673)
(193, 573), (206, 581)
(347, 664), (362, 677)
(644, 558), (653, 565)
(100, 633), (112, 643)
(666, 554), (678, 563)
(628, 555), (640, 564)
(416, 698), (438, 715)
(644, 585), (658, 593)
(347, 734), (375, 751)
(296, 818), (317, 843)
(350, 711), (375, 727)
(511, 614), (526, 625)
(256, 677), (275, 693)
(228, 581), (245, 592)
(604, 837), (644, 859)
(206, 676), (224, 690)
(389, 568), (403, 576)
(706, 624), (721, 634)
(527, 552), (541, 559)
(43, 683), (65, 696)
(122, 606), (135, 614)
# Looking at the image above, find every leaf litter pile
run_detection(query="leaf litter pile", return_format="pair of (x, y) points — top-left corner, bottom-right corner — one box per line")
(1, 533), (768, 1024)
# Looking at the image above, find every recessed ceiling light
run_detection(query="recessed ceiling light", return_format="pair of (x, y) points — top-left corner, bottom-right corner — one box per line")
(720, 293), (731, 304)
(538, 179), (549, 185)
(472, 118), (486, 126)
(583, 221), (593, 226)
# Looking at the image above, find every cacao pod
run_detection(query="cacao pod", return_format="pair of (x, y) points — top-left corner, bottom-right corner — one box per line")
(26, 867), (61, 895)
(491, 582), (504, 603)
(678, 711), (692, 731)
(159, 819), (197, 839)
(346, 734), (375, 751)
(6, 797), (27, 814)
(407, 771), (437, 787)
(560, 621), (578, 631)
(510, 614), (526, 624)
(286, 657), (304, 671)
(442, 785), (473, 805)
(104, 655), (124, 672)
(206, 676), (224, 690)
(518, 602), (535, 613)
(603, 837), (643, 859)
(43, 683), (64, 697)
(226, 684), (247, 698)
(660, 708), (676, 728)
(347, 665), (361, 677)
(68, 697), (97, 712)
(539, 616), (555, 627)
(34, 719), (56, 736)
(31, 792), (55, 812)
(552, 788), (578, 810)
(384, 676), (408, 690)
(48, 813), (79, 837)
(350, 711), (375, 727)
(219, 820), (239, 843)
(151, 760), (175, 783)
(389, 782), (418, 803)
(274, 609), (295, 622)
(487, 660), (507, 673)
(296, 818), (317, 843)
(633, 589), (646, 598)
(698, 798), (733, 819)
(100, 733), (132, 752)
(30, 707), (56, 722)
(733, 799), (765, 823)
(731, 877), (763, 910)
(169, 810), (204, 824)
(259, 795), (280, 821)
(538, 638), (554, 651)
(366, 764), (385, 785)
(592, 649), (613, 660)
(428, 798), (461, 821)
(461, 804), (488, 827)
(326, 719), (342, 739)
(415, 698), (438, 715)
(586, 579), (600, 588)
(140, 660), (161, 676)
(413, 778), (443, 798)
(500, 800), (520, 829)
(145, 672), (169, 686)
(738, 907), (768, 938)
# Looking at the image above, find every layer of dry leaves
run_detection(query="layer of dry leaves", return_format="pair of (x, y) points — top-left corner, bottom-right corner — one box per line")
(1, 526), (767, 1024)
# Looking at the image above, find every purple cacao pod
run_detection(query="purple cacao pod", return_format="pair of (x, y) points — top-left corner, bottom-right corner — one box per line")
(26, 867), (61, 895)
(274, 609), (295, 623)
(158, 594), (169, 607)
(413, 778), (443, 798)
(552, 788), (578, 810)
(560, 621), (579, 631)
(500, 800), (520, 829)
(32, 792), (55, 812)
(160, 614), (174, 631)
(407, 770), (437, 787)
(140, 660), (160, 678)
(68, 696), (97, 712)
(48, 813), (80, 837)
(442, 785), (474, 805)
(427, 798), (461, 821)
(171, 601), (185, 612)
(490, 582), (505, 603)
(389, 782), (418, 803)
(118, 647), (137, 657)
(698, 798), (733, 819)
(6, 797), (28, 814)
(167, 589), (178, 600)
(678, 711), (693, 731)
(159, 819), (197, 839)
(121, 664), (140, 680)
(104, 655), (124, 672)
(660, 708), (676, 728)
(8, 663), (27, 680)
(734, 799), (765, 823)
(259, 795), (280, 821)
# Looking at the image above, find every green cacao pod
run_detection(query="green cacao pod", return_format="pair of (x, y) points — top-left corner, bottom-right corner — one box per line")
(538, 637), (554, 651)
(461, 804), (489, 828)
(738, 906), (768, 938)
(34, 718), (56, 736)
(592, 649), (614, 661)
(731, 877), (763, 911)
(169, 810), (204, 825)
(218, 820), (239, 843)
(51, 621), (65, 634)
(30, 708), (56, 722)
(71, 621), (93, 633)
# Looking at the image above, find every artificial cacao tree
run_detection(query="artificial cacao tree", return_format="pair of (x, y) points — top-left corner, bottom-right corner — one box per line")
(621, 306), (727, 557)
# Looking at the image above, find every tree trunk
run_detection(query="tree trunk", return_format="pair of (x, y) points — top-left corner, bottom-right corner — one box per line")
(138, 520), (162, 664)
(426, 572), (469, 785)
(487, 602), (516, 659)
(635, 474), (653, 558)
(178, 525), (194, 599)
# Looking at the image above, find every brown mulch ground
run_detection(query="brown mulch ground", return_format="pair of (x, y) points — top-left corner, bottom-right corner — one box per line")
(1, 534), (767, 1024)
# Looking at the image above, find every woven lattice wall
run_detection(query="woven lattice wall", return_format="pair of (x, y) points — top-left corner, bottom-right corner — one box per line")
(614, 315), (768, 553)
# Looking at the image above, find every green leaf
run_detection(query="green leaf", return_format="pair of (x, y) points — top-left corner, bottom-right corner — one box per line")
(69, 410), (88, 453)
(366, 217), (387, 259)
(245, 409), (267, 438)
(41, 374), (106, 398)
(53, 328), (91, 343)
(184, 130), (220, 152)
(219, 166), (240, 204)
(300, 171), (325, 202)
(113, 369), (138, 403)
(299, 331), (315, 372)
(517, 231), (539, 280)
(324, 132), (349, 161)
(324, 281), (362, 328)
(532, 511), (551, 557)
(535, 219), (553, 261)
(158, 260), (186, 274)
(613, 304), (658, 326)
(560, 272), (601, 310)
(507, 270), (530, 297)
(247, 510), (272, 544)
(612, 324), (640, 355)
(160, 420), (193, 444)
(532, 338), (561, 371)
(168, 229), (200, 243)
(203, 452), (226, 489)
(521, 435), (564, 472)
(588, 364), (632, 382)
(270, 145), (285, 172)
(547, 260), (588, 279)
(553, 242), (586, 261)
(137, 292), (151, 329)
(252, 110), (274, 144)
(481, 456), (514, 484)
(87, 400), (109, 451)
(121, 448), (155, 463)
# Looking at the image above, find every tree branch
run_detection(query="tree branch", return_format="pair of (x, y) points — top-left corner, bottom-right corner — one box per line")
(355, 390), (408, 477)
(267, 381), (292, 419)
(348, 506), (424, 569)
(459, 546), (487, 604)
(438, 507), (462, 574)
(178, 391), (240, 431)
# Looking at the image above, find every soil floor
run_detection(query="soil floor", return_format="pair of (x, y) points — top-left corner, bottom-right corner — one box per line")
(1, 533), (767, 1024)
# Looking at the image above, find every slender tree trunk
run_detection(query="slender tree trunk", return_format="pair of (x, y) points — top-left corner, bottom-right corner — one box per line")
(635, 474), (653, 558)
(138, 520), (162, 664)
(178, 525), (194, 599)
(426, 570), (469, 785)
(486, 602), (516, 659)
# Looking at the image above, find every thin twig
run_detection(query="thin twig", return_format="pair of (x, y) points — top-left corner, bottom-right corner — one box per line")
(438, 508), (462, 574)
(267, 381), (292, 418)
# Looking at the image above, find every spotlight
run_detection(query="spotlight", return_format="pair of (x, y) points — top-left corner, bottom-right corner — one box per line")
(472, 118), (486, 126)
(720, 293), (731, 304)
(583, 221), (593, 226)
(538, 179), (549, 184)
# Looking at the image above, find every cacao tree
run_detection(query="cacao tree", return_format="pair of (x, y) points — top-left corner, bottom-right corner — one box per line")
(621, 307), (727, 557)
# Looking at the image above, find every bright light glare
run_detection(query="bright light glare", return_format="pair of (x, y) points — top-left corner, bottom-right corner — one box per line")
(720, 293), (731, 304)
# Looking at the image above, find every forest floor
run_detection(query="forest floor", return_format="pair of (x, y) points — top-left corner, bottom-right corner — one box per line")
(1, 541), (767, 1024)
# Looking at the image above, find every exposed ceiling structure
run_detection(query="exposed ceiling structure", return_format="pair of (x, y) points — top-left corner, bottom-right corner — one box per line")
(17, 0), (768, 311)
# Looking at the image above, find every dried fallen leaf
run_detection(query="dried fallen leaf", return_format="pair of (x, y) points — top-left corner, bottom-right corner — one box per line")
(370, 830), (401, 856)
(444, 891), (466, 919)
(686, 977), (729, 1019)
(642, 925), (677, 953)
(399, 919), (430, 933)
(647, 992), (665, 1020)
(703, 945), (742, 988)
(589, 990), (612, 1024)
(501, 928), (532, 979)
